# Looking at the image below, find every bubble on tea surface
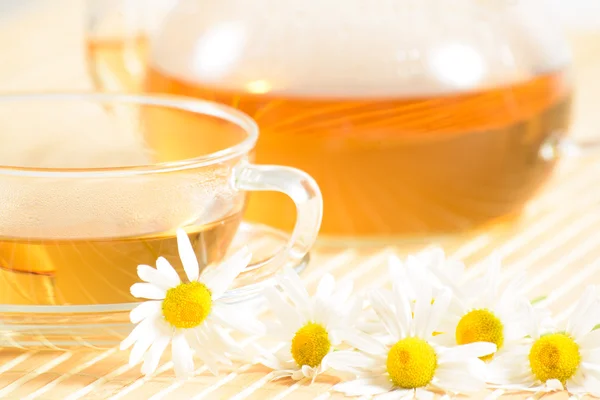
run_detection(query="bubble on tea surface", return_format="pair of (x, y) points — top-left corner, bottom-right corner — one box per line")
(151, 0), (570, 97)
(0, 101), (240, 239)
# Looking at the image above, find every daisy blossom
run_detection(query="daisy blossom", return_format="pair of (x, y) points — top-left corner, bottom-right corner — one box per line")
(327, 278), (497, 399)
(120, 228), (264, 379)
(487, 285), (600, 397)
(388, 249), (544, 362)
(433, 255), (536, 362)
(256, 267), (359, 382)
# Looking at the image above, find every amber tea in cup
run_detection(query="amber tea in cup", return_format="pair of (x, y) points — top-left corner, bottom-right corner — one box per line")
(0, 93), (321, 306)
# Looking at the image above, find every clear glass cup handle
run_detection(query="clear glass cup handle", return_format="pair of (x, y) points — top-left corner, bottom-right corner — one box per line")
(233, 162), (323, 267)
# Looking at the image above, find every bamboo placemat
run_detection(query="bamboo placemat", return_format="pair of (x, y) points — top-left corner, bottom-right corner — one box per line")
(1, 1), (600, 399)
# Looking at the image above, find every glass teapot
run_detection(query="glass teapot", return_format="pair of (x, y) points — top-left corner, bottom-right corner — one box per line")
(87, 0), (573, 240)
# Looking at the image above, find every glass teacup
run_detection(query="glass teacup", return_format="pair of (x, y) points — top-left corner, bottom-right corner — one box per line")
(0, 93), (322, 306)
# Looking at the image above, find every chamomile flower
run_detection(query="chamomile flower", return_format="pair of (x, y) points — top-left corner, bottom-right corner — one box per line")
(487, 285), (600, 397)
(327, 279), (497, 398)
(434, 256), (534, 361)
(120, 229), (264, 379)
(256, 268), (359, 382)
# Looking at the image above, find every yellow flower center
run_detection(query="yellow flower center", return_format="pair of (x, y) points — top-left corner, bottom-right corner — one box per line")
(455, 309), (504, 361)
(291, 322), (331, 368)
(386, 337), (437, 389)
(529, 333), (581, 385)
(162, 281), (212, 329)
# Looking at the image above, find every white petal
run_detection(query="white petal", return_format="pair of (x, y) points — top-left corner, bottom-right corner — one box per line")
(413, 279), (433, 337)
(252, 343), (290, 370)
(202, 247), (251, 299)
(312, 297), (333, 327)
(291, 369), (305, 380)
(567, 285), (600, 339)
(390, 286), (412, 337)
(376, 390), (409, 400)
(276, 281), (311, 322)
(264, 322), (293, 341)
(429, 332), (455, 347)
(316, 274), (335, 301)
(211, 303), (265, 335)
(483, 389), (505, 400)
(332, 279), (354, 305)
(369, 290), (402, 339)
(502, 317), (530, 343)
(141, 334), (170, 375)
(438, 342), (497, 363)
(129, 318), (170, 368)
(513, 302), (550, 341)
(348, 299), (367, 327)
(415, 388), (434, 400)
(156, 257), (181, 286)
(581, 375), (600, 397)
(190, 334), (221, 376)
(572, 366), (593, 386)
(198, 349), (221, 376)
(546, 379), (564, 391)
(486, 353), (534, 386)
(301, 365), (314, 377)
(583, 349), (600, 365)
(172, 333), (195, 379)
(435, 362), (486, 393)
(274, 344), (293, 362)
(334, 377), (395, 396)
(271, 370), (294, 381)
(497, 279), (527, 318)
(137, 265), (174, 291)
(130, 301), (162, 324)
(424, 288), (451, 337)
(581, 362), (600, 380)
(129, 334), (157, 367)
(566, 369), (589, 397)
(341, 329), (388, 356)
(195, 324), (240, 361)
(325, 350), (381, 372)
(257, 354), (286, 371)
(320, 352), (333, 371)
(263, 286), (303, 332)
(278, 266), (311, 309)
(120, 316), (158, 350)
(344, 296), (363, 326)
(388, 254), (403, 282)
(176, 228), (200, 282)
(580, 329), (600, 350)
(130, 283), (166, 300)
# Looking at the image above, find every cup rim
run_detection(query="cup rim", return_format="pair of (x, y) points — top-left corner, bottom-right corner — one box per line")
(0, 92), (259, 178)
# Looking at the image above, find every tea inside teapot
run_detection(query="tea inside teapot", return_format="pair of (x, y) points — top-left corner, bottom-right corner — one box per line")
(92, 0), (573, 238)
